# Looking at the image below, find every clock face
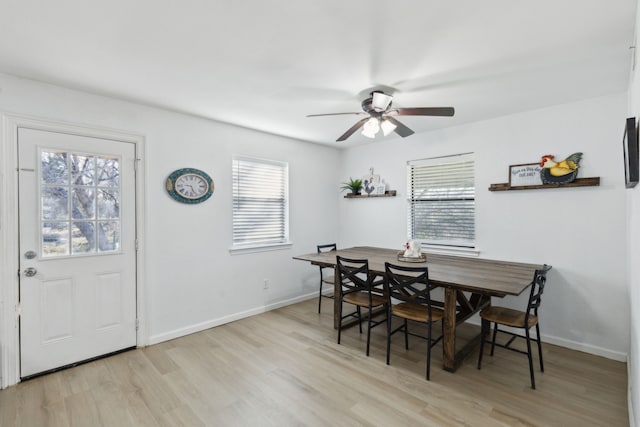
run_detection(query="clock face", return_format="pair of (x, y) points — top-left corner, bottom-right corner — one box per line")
(175, 173), (208, 199)
(166, 168), (214, 204)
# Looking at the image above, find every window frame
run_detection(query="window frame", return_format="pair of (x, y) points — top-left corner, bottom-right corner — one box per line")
(229, 155), (291, 254)
(407, 152), (476, 251)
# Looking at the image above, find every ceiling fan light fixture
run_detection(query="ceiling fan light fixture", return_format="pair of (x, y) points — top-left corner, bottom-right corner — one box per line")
(371, 91), (393, 111)
(362, 117), (380, 138)
(380, 119), (397, 136)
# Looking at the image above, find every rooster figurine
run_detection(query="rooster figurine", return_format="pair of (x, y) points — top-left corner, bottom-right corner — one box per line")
(539, 152), (582, 184)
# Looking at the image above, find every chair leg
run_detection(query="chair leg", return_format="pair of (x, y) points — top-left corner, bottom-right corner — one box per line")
(337, 298), (343, 345)
(525, 328), (536, 390)
(318, 281), (323, 314)
(426, 322), (432, 380)
(536, 323), (544, 372)
(404, 319), (409, 350)
(357, 306), (362, 334)
(366, 305), (372, 356)
(386, 306), (392, 365)
(478, 318), (489, 369)
(490, 323), (498, 356)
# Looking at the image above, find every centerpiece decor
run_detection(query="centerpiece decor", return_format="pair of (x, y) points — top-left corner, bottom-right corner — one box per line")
(397, 240), (426, 262)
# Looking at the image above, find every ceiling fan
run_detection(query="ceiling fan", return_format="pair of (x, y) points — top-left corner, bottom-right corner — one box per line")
(307, 90), (455, 142)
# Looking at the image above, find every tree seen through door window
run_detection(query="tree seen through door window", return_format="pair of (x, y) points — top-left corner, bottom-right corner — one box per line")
(40, 150), (121, 256)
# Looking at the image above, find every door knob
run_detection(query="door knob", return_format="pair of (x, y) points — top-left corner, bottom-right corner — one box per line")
(24, 267), (37, 277)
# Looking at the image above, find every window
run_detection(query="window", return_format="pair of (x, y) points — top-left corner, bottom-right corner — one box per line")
(232, 156), (290, 250)
(40, 150), (121, 257)
(407, 153), (475, 248)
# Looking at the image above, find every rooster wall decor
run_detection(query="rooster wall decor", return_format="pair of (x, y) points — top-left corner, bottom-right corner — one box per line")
(539, 152), (583, 184)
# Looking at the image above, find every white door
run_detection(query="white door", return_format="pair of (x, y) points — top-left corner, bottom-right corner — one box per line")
(18, 127), (137, 378)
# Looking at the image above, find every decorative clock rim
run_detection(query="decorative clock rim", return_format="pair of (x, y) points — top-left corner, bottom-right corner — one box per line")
(166, 168), (214, 204)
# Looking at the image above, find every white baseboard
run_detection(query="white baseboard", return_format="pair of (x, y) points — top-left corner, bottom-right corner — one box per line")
(149, 295), (628, 363)
(147, 291), (318, 345)
(466, 319), (627, 362)
(542, 333), (627, 362)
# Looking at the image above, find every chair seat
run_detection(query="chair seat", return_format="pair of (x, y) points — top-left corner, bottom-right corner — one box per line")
(343, 291), (386, 307)
(392, 302), (444, 323)
(480, 306), (538, 328)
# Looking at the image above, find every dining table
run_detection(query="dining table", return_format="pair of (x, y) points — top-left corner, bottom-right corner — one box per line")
(293, 246), (549, 372)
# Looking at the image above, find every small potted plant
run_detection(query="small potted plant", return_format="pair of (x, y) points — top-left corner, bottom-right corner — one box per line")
(340, 177), (363, 195)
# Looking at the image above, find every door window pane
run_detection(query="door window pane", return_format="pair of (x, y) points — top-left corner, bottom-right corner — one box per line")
(72, 188), (95, 219)
(71, 154), (95, 186)
(72, 221), (96, 254)
(97, 189), (119, 219)
(98, 221), (120, 252)
(97, 157), (120, 187)
(41, 151), (68, 185)
(42, 222), (69, 257)
(42, 187), (68, 220)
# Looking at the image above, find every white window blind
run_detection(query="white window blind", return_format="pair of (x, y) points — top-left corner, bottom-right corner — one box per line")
(407, 153), (475, 247)
(232, 157), (289, 248)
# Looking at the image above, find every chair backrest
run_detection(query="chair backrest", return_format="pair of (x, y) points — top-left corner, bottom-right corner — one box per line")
(317, 243), (337, 276)
(317, 243), (337, 254)
(525, 264), (551, 321)
(336, 256), (372, 295)
(384, 262), (436, 317)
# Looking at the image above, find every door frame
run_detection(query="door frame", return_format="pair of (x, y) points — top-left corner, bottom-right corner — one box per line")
(0, 112), (147, 388)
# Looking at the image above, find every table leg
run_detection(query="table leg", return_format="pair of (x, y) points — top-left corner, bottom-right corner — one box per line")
(333, 265), (340, 329)
(443, 287), (457, 371)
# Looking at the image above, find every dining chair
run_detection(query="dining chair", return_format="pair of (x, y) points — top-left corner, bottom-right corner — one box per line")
(477, 264), (551, 389)
(316, 243), (338, 313)
(336, 256), (387, 356)
(384, 262), (443, 380)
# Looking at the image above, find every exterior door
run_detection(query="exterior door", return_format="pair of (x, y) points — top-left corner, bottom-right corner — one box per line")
(18, 127), (137, 378)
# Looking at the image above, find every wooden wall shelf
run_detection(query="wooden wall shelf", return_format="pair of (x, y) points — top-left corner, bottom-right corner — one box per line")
(344, 190), (397, 198)
(488, 177), (600, 191)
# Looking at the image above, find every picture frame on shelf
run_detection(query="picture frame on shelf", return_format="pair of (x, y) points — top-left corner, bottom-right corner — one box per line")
(374, 183), (386, 195)
(509, 163), (543, 187)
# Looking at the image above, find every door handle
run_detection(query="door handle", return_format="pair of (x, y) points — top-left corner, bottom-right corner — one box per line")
(24, 267), (37, 277)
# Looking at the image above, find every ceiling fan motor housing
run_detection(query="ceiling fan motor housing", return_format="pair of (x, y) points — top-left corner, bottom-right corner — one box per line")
(362, 91), (392, 114)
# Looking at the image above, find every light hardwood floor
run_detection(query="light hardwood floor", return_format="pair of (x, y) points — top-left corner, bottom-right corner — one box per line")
(0, 298), (628, 426)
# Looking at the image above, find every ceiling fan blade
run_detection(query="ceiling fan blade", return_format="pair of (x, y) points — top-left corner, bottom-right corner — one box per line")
(391, 107), (455, 117)
(386, 117), (414, 138)
(306, 112), (366, 117)
(336, 117), (370, 141)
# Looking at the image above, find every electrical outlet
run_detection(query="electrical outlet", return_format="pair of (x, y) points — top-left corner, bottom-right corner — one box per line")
(263, 279), (269, 289)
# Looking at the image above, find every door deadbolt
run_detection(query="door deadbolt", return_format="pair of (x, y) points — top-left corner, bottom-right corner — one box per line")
(24, 267), (37, 277)
(24, 250), (36, 259)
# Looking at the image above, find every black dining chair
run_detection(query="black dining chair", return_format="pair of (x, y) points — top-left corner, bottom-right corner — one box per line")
(477, 264), (551, 389)
(337, 256), (387, 356)
(316, 243), (337, 314)
(384, 262), (443, 380)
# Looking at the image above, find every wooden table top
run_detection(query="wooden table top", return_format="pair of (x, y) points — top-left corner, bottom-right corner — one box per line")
(293, 246), (549, 297)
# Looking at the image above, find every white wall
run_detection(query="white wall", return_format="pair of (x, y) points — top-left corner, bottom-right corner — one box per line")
(0, 73), (341, 346)
(340, 93), (629, 359)
(627, 2), (640, 425)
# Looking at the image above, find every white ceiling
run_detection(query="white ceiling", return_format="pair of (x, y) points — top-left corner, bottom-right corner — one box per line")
(0, 1), (636, 147)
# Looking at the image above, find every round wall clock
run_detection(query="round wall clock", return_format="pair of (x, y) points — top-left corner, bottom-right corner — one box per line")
(166, 168), (214, 204)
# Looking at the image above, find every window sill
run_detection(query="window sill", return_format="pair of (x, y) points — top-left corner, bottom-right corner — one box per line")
(229, 241), (293, 255)
(421, 244), (479, 257)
